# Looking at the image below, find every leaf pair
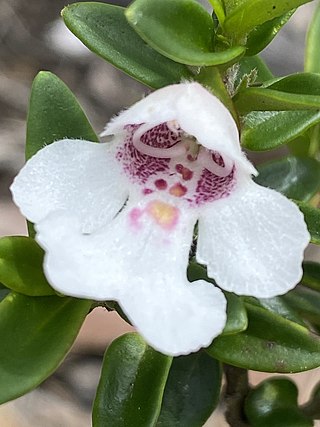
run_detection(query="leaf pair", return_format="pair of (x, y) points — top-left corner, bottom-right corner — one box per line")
(93, 334), (221, 427)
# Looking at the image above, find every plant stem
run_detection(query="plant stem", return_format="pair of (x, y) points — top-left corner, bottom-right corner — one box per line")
(196, 66), (240, 127)
(223, 364), (250, 427)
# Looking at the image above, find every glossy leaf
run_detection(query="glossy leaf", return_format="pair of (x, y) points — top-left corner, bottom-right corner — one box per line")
(284, 287), (320, 329)
(223, 0), (312, 40)
(236, 72), (320, 112)
(207, 303), (320, 372)
(241, 110), (320, 151)
(0, 236), (54, 296)
(255, 156), (320, 202)
(0, 293), (91, 404)
(257, 297), (305, 327)
(0, 283), (9, 302)
(125, 0), (245, 66)
(295, 201), (320, 245)
(302, 262), (320, 291)
(93, 333), (171, 427)
(187, 263), (248, 335)
(26, 71), (98, 160)
(305, 2), (320, 73)
(264, 72), (320, 94)
(235, 86), (320, 114)
(157, 352), (221, 427)
(246, 11), (294, 56)
(62, 3), (192, 88)
(245, 378), (313, 427)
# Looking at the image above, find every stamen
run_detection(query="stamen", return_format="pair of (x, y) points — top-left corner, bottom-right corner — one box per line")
(132, 123), (186, 159)
(198, 148), (233, 177)
(166, 120), (180, 134)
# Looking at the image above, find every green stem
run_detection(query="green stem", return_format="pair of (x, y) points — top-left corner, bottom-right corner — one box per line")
(196, 66), (239, 127)
(223, 364), (250, 427)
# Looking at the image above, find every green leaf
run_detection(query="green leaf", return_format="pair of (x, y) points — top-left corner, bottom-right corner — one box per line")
(254, 156), (320, 202)
(245, 378), (313, 427)
(235, 56), (273, 89)
(0, 283), (10, 302)
(187, 263), (248, 335)
(245, 11), (294, 56)
(157, 352), (221, 427)
(258, 297), (306, 327)
(295, 201), (320, 245)
(26, 71), (98, 160)
(92, 333), (172, 427)
(301, 261), (320, 291)
(208, 0), (226, 25)
(241, 110), (320, 151)
(265, 72), (320, 94)
(62, 3), (192, 88)
(0, 293), (91, 404)
(302, 381), (320, 419)
(287, 135), (311, 157)
(125, 0), (245, 66)
(305, 2), (320, 73)
(207, 303), (320, 373)
(0, 236), (54, 296)
(284, 287), (320, 329)
(223, 0), (312, 40)
(235, 73), (320, 113)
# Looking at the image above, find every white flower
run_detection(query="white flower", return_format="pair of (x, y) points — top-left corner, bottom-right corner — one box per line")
(11, 82), (309, 356)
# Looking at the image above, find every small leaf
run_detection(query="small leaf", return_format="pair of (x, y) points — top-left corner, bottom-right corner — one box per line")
(157, 352), (221, 427)
(27, 71), (98, 160)
(254, 156), (320, 202)
(207, 303), (320, 373)
(283, 286), (320, 329)
(245, 378), (313, 427)
(0, 293), (91, 404)
(302, 261), (320, 291)
(62, 3), (192, 88)
(223, 0), (312, 40)
(305, 2), (320, 73)
(245, 11), (294, 56)
(235, 56), (274, 89)
(125, 0), (245, 66)
(241, 110), (320, 151)
(295, 201), (320, 245)
(0, 236), (54, 296)
(235, 73), (320, 112)
(92, 333), (172, 427)
(187, 263), (248, 335)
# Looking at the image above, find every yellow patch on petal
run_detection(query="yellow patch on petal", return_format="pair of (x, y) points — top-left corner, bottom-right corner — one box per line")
(147, 200), (179, 230)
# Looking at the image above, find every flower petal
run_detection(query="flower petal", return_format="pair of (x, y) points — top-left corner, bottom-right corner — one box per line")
(120, 278), (227, 356)
(35, 196), (226, 355)
(11, 139), (128, 233)
(196, 182), (310, 298)
(103, 82), (256, 175)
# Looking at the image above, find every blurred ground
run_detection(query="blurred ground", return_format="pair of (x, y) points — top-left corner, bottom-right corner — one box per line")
(0, 0), (320, 426)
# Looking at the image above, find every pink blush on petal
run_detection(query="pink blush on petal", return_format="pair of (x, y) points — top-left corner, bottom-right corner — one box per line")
(129, 207), (143, 229)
